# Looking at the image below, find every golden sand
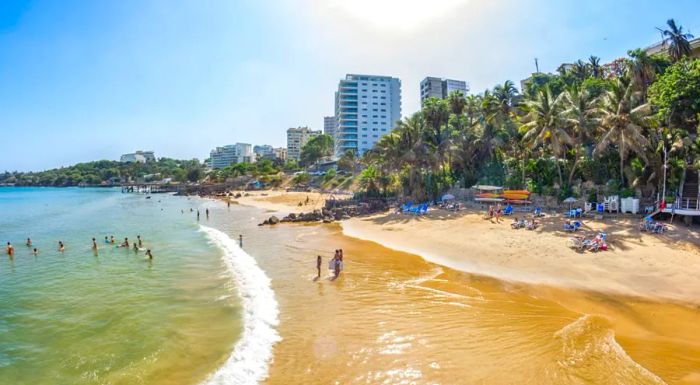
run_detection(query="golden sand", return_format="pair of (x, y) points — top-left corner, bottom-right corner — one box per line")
(224, 193), (700, 384)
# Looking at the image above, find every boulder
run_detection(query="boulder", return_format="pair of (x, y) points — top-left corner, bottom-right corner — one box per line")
(269, 216), (280, 225)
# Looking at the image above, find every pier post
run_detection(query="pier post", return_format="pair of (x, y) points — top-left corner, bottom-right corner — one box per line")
(239, 234), (243, 248)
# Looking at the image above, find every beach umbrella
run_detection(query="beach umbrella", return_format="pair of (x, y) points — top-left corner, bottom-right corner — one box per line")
(563, 196), (577, 210)
(442, 194), (455, 201)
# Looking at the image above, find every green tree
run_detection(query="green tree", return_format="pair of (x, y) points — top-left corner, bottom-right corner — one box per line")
(300, 134), (334, 166)
(648, 59), (700, 131)
(595, 78), (652, 186)
(658, 19), (694, 62)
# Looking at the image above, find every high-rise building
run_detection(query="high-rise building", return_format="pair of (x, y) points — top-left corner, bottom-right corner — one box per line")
(324, 116), (336, 139)
(287, 127), (321, 161)
(419, 77), (469, 106)
(253, 144), (275, 159)
(334, 74), (401, 156)
(207, 143), (255, 169)
(120, 150), (156, 163)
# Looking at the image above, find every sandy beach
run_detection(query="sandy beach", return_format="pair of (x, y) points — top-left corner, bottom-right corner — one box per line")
(232, 190), (700, 305)
(229, 190), (352, 215)
(342, 208), (700, 305)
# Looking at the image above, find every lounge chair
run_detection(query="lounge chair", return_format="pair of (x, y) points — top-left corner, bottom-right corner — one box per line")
(563, 221), (582, 232)
(503, 205), (513, 215)
(533, 207), (543, 217)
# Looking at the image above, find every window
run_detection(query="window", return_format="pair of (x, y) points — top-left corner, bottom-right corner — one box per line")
(372, 102), (378, 105)
(362, 141), (367, 144)
(373, 115), (378, 118)
(381, 115), (386, 118)
(362, 96), (367, 98)
(362, 114), (367, 117)
(362, 134), (368, 137)
(372, 90), (377, 92)
(362, 89), (367, 92)
(380, 90), (386, 93)
(381, 96), (386, 99)
(373, 109), (378, 112)
(380, 102), (386, 105)
(372, 96), (377, 99)
(381, 109), (386, 112)
(373, 134), (378, 138)
(362, 127), (368, 131)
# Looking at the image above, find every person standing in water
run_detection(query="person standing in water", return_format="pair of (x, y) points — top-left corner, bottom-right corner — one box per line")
(92, 238), (98, 251)
(32, 248), (38, 256)
(316, 255), (322, 278)
(197, 210), (200, 221)
(26, 238), (32, 247)
(110, 235), (115, 245)
(145, 249), (153, 259)
(137, 235), (143, 248)
(133, 242), (139, 253)
(104, 236), (109, 244)
(206, 208), (209, 219)
(121, 237), (129, 248)
(6, 242), (14, 257)
(58, 241), (65, 252)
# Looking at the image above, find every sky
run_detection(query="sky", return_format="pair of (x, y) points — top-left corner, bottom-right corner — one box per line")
(1, 0), (699, 171)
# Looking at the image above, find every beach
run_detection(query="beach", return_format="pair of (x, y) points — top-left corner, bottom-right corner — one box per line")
(233, 190), (700, 305)
(222, 190), (700, 384)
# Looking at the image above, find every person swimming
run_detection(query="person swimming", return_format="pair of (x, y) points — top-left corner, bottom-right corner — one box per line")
(26, 238), (32, 247)
(137, 235), (143, 248)
(58, 241), (65, 252)
(121, 237), (129, 248)
(110, 235), (115, 244)
(145, 249), (153, 259)
(133, 242), (139, 253)
(6, 242), (14, 256)
(32, 248), (38, 255)
(104, 236), (109, 244)
(92, 238), (98, 250)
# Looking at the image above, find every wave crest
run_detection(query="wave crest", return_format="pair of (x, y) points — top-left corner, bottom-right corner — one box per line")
(199, 226), (281, 385)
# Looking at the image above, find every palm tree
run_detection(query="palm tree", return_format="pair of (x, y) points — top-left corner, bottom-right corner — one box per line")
(658, 19), (694, 62)
(521, 86), (572, 188)
(627, 48), (658, 95)
(594, 78), (652, 186)
(589, 56), (602, 78)
(561, 86), (599, 186)
(493, 80), (519, 115)
(572, 59), (590, 81)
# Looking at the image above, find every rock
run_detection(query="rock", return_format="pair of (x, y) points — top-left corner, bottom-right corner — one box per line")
(288, 213), (297, 220)
(269, 216), (280, 225)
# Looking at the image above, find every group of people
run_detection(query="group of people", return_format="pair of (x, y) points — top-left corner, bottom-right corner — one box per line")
(6, 234), (153, 259)
(487, 203), (504, 223)
(316, 249), (344, 279)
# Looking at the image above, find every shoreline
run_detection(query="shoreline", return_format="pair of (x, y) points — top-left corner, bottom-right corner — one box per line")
(221, 190), (700, 306)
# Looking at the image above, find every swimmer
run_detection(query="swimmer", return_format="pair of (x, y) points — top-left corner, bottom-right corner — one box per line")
(92, 238), (98, 250)
(145, 249), (153, 259)
(133, 243), (139, 253)
(104, 236), (109, 244)
(32, 248), (38, 255)
(26, 238), (32, 247)
(121, 237), (129, 248)
(110, 235), (115, 244)
(206, 208), (209, 218)
(6, 242), (14, 256)
(137, 235), (143, 248)
(197, 210), (200, 221)
(58, 241), (65, 252)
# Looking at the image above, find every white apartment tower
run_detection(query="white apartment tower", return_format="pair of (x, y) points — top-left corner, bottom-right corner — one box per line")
(334, 74), (401, 156)
(420, 77), (469, 106)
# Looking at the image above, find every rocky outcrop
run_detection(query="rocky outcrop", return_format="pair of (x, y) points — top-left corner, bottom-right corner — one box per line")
(258, 200), (389, 226)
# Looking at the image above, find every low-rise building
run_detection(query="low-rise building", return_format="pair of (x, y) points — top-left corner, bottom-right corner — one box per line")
(207, 143), (255, 169)
(274, 147), (287, 161)
(287, 126), (321, 161)
(120, 150), (156, 163)
(253, 144), (275, 159)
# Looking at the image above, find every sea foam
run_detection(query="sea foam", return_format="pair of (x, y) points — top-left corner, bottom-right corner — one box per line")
(199, 225), (281, 385)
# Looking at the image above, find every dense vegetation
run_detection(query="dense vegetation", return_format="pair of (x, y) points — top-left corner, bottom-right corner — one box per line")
(362, 19), (699, 201)
(1, 158), (205, 186)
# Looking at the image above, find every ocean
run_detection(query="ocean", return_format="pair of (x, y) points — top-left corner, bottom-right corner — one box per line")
(0, 187), (277, 385)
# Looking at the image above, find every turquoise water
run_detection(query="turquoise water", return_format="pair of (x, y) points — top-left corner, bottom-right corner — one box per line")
(0, 187), (243, 385)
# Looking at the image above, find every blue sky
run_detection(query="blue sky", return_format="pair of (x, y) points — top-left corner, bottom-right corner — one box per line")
(1, 0), (699, 171)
